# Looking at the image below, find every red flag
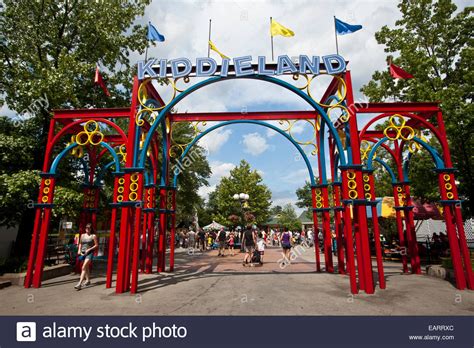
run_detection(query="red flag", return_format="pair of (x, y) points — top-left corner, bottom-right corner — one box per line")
(94, 66), (110, 96)
(389, 63), (414, 79)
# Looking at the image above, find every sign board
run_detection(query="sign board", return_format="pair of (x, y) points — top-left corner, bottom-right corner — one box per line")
(138, 54), (346, 80)
(62, 222), (73, 229)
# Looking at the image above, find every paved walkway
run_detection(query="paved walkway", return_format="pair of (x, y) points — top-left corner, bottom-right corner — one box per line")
(1, 246), (473, 315)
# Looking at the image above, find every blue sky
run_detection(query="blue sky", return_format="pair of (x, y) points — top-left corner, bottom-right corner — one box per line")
(1, 0), (468, 213)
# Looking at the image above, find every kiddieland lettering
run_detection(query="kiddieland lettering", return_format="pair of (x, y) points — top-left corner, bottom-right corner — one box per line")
(138, 54), (346, 79)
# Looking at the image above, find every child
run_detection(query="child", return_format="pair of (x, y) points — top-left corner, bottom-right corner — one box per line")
(227, 232), (235, 256)
(257, 232), (265, 265)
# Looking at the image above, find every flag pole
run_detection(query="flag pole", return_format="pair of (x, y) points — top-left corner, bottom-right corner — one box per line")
(270, 17), (274, 61)
(333, 16), (339, 55)
(207, 19), (212, 58)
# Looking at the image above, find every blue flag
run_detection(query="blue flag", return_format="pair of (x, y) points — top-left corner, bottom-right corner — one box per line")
(335, 17), (362, 35)
(147, 22), (165, 42)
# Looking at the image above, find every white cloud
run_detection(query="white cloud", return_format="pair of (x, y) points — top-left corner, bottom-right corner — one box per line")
(198, 184), (216, 198)
(140, 0), (407, 114)
(242, 132), (269, 155)
(197, 128), (232, 154)
(199, 161), (236, 199)
(281, 168), (313, 184)
(210, 161), (236, 181)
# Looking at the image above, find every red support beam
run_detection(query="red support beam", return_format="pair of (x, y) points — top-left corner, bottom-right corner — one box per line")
(53, 107), (131, 119)
(354, 102), (440, 114)
(169, 110), (317, 122)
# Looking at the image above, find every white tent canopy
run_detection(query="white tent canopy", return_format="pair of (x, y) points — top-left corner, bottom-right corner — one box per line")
(203, 220), (225, 231)
(414, 218), (474, 243)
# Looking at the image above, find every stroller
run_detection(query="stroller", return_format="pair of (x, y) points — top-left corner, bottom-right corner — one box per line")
(251, 249), (262, 265)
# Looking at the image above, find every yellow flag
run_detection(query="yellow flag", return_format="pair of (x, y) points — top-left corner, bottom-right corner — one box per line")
(270, 19), (295, 37)
(208, 40), (229, 59)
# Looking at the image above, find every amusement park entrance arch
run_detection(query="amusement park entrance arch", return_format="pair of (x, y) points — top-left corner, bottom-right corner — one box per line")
(24, 59), (473, 296)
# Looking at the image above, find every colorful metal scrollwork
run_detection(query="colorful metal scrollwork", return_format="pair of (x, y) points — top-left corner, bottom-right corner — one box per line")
(383, 115), (415, 141)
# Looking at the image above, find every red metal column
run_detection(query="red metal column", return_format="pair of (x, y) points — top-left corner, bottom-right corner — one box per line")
(443, 172), (473, 290)
(310, 187), (321, 272)
(115, 176), (130, 293)
(403, 184), (421, 274)
(332, 184), (345, 274)
(130, 172), (144, 294)
(145, 187), (156, 274)
(353, 214), (366, 292)
(340, 170), (358, 294)
(169, 188), (177, 272)
(157, 187), (167, 272)
(140, 205), (148, 273)
(115, 76), (140, 293)
(24, 177), (49, 288)
(393, 185), (409, 273)
(365, 172), (386, 289)
(344, 71), (374, 294)
(321, 186), (334, 273)
(438, 173), (466, 290)
(32, 177), (56, 288)
(106, 176), (120, 288)
(452, 206), (474, 289)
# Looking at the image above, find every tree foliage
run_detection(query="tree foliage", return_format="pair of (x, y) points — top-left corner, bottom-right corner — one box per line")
(0, 1), (210, 256)
(277, 203), (301, 231)
(361, 0), (473, 215)
(209, 160), (272, 226)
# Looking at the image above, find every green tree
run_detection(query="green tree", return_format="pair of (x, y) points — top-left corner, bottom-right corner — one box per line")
(0, 0), (152, 255)
(169, 123), (211, 225)
(296, 181), (312, 210)
(361, 0), (473, 215)
(270, 205), (283, 215)
(277, 203), (301, 231)
(211, 160), (272, 226)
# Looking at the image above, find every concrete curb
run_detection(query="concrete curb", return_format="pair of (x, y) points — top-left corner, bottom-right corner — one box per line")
(0, 264), (73, 286)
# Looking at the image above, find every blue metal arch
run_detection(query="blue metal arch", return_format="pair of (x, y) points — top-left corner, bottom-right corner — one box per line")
(366, 137), (445, 171)
(50, 142), (121, 175)
(374, 158), (397, 183)
(139, 74), (347, 168)
(171, 120), (316, 187)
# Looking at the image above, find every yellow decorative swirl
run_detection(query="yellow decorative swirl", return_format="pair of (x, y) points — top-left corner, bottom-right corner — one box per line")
(118, 145), (127, 164)
(76, 120), (104, 146)
(383, 114), (415, 141)
(307, 74), (347, 108)
(66, 135), (84, 158)
(408, 129), (428, 154)
(360, 140), (374, 161)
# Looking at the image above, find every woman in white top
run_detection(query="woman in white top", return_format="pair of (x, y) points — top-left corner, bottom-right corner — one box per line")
(75, 223), (98, 290)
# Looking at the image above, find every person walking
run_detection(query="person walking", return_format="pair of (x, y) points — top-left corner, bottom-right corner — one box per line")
(188, 228), (196, 250)
(257, 232), (265, 265)
(217, 228), (227, 256)
(279, 228), (292, 266)
(242, 226), (256, 266)
(227, 232), (235, 256)
(75, 223), (98, 290)
(198, 228), (206, 251)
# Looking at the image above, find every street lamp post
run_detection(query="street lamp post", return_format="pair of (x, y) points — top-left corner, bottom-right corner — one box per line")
(233, 193), (249, 252)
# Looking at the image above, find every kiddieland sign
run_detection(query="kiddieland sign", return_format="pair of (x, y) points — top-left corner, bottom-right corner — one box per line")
(137, 54), (346, 80)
